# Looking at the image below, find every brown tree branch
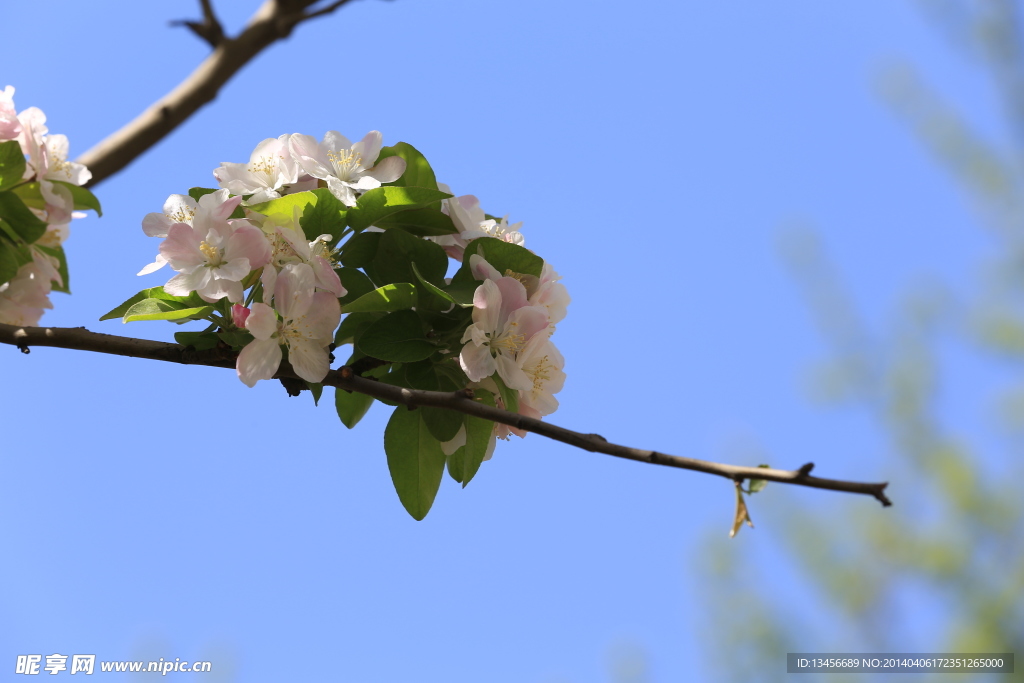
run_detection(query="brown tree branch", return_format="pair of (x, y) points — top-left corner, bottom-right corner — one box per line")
(75, 0), (371, 188)
(0, 322), (892, 507)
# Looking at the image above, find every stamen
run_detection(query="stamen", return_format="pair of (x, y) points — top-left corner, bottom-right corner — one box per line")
(528, 355), (551, 391)
(248, 155), (279, 180)
(168, 206), (196, 224)
(326, 149), (363, 178)
(199, 241), (222, 265)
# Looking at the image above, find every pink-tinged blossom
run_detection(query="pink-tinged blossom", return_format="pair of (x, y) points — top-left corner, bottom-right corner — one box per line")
(429, 183), (526, 261)
(289, 131), (406, 207)
(17, 107), (90, 185)
(468, 254), (569, 329)
(236, 263), (341, 387)
(459, 277), (549, 389)
(141, 193), (271, 303)
(138, 190), (244, 276)
(0, 262), (53, 326)
(21, 219), (72, 290)
(214, 135), (299, 204)
(0, 86), (20, 140)
(262, 213), (345, 297)
(37, 180), (76, 225)
(16, 107), (46, 177)
(530, 262), (569, 327)
(516, 334), (565, 419)
(141, 194), (199, 238)
(461, 213), (524, 246)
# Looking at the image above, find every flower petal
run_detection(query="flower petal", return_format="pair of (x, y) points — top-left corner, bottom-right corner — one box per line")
(137, 254), (167, 276)
(460, 340), (496, 382)
(287, 337), (332, 383)
(245, 302), (278, 340)
(364, 155), (406, 184)
(237, 338), (282, 387)
(275, 263), (315, 319)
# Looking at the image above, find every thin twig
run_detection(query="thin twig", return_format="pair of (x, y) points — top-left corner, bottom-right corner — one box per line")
(302, 0), (359, 21)
(170, 0), (226, 48)
(75, 0), (369, 187)
(0, 322), (892, 506)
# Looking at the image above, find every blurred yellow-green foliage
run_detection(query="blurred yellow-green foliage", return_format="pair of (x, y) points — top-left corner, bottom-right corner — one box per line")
(702, 1), (1024, 681)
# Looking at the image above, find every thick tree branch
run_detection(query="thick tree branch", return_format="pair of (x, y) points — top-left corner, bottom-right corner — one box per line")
(76, 0), (369, 188)
(0, 322), (892, 506)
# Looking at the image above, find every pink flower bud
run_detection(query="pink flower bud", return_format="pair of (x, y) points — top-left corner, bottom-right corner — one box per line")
(231, 303), (250, 328)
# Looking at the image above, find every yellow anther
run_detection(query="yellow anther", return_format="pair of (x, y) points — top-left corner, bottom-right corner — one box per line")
(492, 332), (526, 354)
(168, 206), (196, 224)
(50, 156), (71, 179)
(504, 269), (526, 283)
(528, 354), (551, 391)
(199, 241), (222, 264)
(248, 155), (277, 176)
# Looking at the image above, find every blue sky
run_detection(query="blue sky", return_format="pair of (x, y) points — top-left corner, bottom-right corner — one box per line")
(0, 1), (1009, 681)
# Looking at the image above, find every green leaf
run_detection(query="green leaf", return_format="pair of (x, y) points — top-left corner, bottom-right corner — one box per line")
(372, 207), (457, 236)
(51, 180), (102, 216)
(175, 331), (220, 351)
(334, 311), (382, 347)
(446, 446), (466, 484)
(384, 405), (448, 520)
(341, 282), (418, 313)
(299, 188), (347, 244)
(34, 244), (69, 294)
(248, 191), (317, 225)
(442, 282), (477, 306)
(377, 142), (438, 190)
(0, 190), (47, 243)
(10, 181), (102, 217)
(0, 238), (28, 286)
(307, 382), (324, 406)
(188, 187), (218, 201)
(336, 267), (375, 306)
(446, 390), (496, 487)
(461, 390), (496, 487)
(0, 218), (21, 244)
(122, 299), (214, 323)
(492, 373), (519, 415)
(747, 464), (770, 494)
(347, 186), (452, 233)
(10, 182), (44, 212)
(339, 231), (381, 268)
(403, 360), (465, 442)
(217, 330), (253, 348)
(461, 236), (544, 278)
(99, 286), (204, 321)
(0, 141), (26, 192)
(335, 387), (374, 429)
(357, 310), (437, 362)
(422, 406), (463, 443)
(368, 225), (448, 288)
(412, 262), (472, 308)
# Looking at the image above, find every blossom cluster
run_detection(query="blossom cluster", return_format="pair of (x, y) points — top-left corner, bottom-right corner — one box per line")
(0, 86), (93, 326)
(118, 130), (568, 515)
